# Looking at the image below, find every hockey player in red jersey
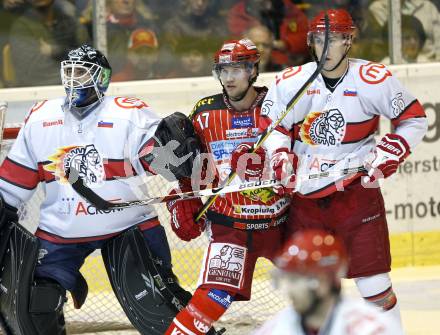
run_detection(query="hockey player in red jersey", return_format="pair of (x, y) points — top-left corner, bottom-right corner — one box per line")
(164, 39), (290, 335)
(251, 9), (428, 330)
(254, 229), (403, 335)
(0, 45), (194, 334)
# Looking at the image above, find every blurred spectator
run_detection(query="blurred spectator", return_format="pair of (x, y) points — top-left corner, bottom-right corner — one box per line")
(163, 0), (227, 45)
(162, 0), (228, 77)
(112, 28), (159, 81)
(106, 0), (159, 74)
(227, 0), (309, 66)
(165, 36), (214, 78)
(0, 0), (24, 87)
(381, 15), (429, 64)
(349, 1), (388, 62)
(242, 24), (284, 72)
(369, 0), (440, 61)
(8, 0), (88, 87)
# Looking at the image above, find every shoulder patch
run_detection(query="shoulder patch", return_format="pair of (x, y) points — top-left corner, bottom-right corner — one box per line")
(275, 66), (302, 85)
(114, 97), (149, 109)
(359, 62), (392, 85)
(25, 100), (48, 124)
(189, 94), (224, 119)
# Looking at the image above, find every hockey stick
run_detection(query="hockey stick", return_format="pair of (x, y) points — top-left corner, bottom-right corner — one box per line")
(67, 166), (281, 210)
(195, 14), (331, 221)
(67, 166), (365, 210)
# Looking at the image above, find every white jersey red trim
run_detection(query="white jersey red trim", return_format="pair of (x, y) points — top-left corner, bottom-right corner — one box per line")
(261, 59), (427, 198)
(0, 96), (161, 242)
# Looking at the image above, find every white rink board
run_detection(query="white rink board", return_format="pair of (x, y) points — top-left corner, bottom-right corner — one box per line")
(0, 62), (439, 237)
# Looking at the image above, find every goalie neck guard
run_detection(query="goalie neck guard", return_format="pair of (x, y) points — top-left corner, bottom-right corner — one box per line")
(61, 44), (112, 119)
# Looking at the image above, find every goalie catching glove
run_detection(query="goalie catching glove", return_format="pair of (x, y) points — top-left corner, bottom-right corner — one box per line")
(166, 179), (206, 241)
(230, 142), (266, 181)
(270, 148), (298, 195)
(364, 133), (410, 183)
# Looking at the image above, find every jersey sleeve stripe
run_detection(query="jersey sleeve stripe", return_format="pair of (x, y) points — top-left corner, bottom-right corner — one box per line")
(391, 99), (426, 127)
(104, 159), (137, 180)
(0, 157), (39, 190)
(343, 116), (379, 143)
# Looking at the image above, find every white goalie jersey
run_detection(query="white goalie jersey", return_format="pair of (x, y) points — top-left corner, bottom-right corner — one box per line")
(253, 298), (403, 335)
(0, 96), (161, 242)
(261, 59), (427, 198)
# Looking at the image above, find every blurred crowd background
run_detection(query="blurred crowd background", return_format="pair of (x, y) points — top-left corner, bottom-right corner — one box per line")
(0, 0), (439, 88)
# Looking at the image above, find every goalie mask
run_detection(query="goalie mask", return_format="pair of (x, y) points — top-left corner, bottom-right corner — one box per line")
(61, 44), (112, 119)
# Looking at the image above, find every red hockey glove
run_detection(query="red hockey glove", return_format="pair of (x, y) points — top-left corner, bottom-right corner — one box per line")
(230, 142), (266, 181)
(364, 133), (410, 183)
(166, 179), (206, 241)
(270, 148), (298, 196)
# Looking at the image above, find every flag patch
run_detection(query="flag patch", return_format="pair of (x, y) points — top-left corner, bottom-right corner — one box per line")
(98, 121), (113, 128)
(343, 89), (357, 96)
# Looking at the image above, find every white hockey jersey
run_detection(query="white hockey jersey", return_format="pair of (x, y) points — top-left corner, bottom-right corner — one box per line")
(261, 59), (427, 198)
(253, 298), (403, 335)
(0, 96), (161, 242)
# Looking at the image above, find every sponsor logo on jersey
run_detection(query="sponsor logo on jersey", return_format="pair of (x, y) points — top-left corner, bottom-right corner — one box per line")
(204, 243), (246, 289)
(44, 144), (105, 187)
(193, 97), (215, 112)
(97, 120), (113, 128)
(209, 138), (256, 161)
(232, 116), (254, 128)
(240, 187), (275, 204)
(308, 157), (338, 172)
(233, 198), (289, 215)
(343, 88), (357, 96)
(75, 200), (124, 215)
(300, 109), (346, 146)
(43, 119), (63, 127)
(307, 89), (320, 95)
(359, 62), (392, 84)
(225, 127), (258, 139)
(193, 319), (210, 333)
(207, 289), (233, 309)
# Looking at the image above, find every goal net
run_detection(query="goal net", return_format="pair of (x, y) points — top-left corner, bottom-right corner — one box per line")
(0, 121), (288, 334)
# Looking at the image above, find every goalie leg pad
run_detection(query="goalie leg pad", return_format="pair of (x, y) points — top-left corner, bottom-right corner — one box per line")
(102, 226), (192, 334)
(165, 287), (233, 335)
(0, 222), (66, 334)
(29, 278), (67, 335)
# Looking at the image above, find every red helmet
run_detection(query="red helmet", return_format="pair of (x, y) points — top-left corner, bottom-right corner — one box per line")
(275, 229), (348, 280)
(309, 9), (355, 35)
(214, 39), (260, 65)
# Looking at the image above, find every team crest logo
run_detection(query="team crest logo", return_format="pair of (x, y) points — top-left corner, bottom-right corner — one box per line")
(300, 109), (345, 146)
(44, 144), (105, 187)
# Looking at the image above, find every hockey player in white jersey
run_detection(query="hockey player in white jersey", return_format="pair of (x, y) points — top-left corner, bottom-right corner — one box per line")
(253, 229), (403, 335)
(0, 45), (195, 335)
(255, 8), (428, 330)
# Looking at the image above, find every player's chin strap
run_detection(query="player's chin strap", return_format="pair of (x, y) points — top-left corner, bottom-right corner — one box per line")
(194, 14), (331, 222)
